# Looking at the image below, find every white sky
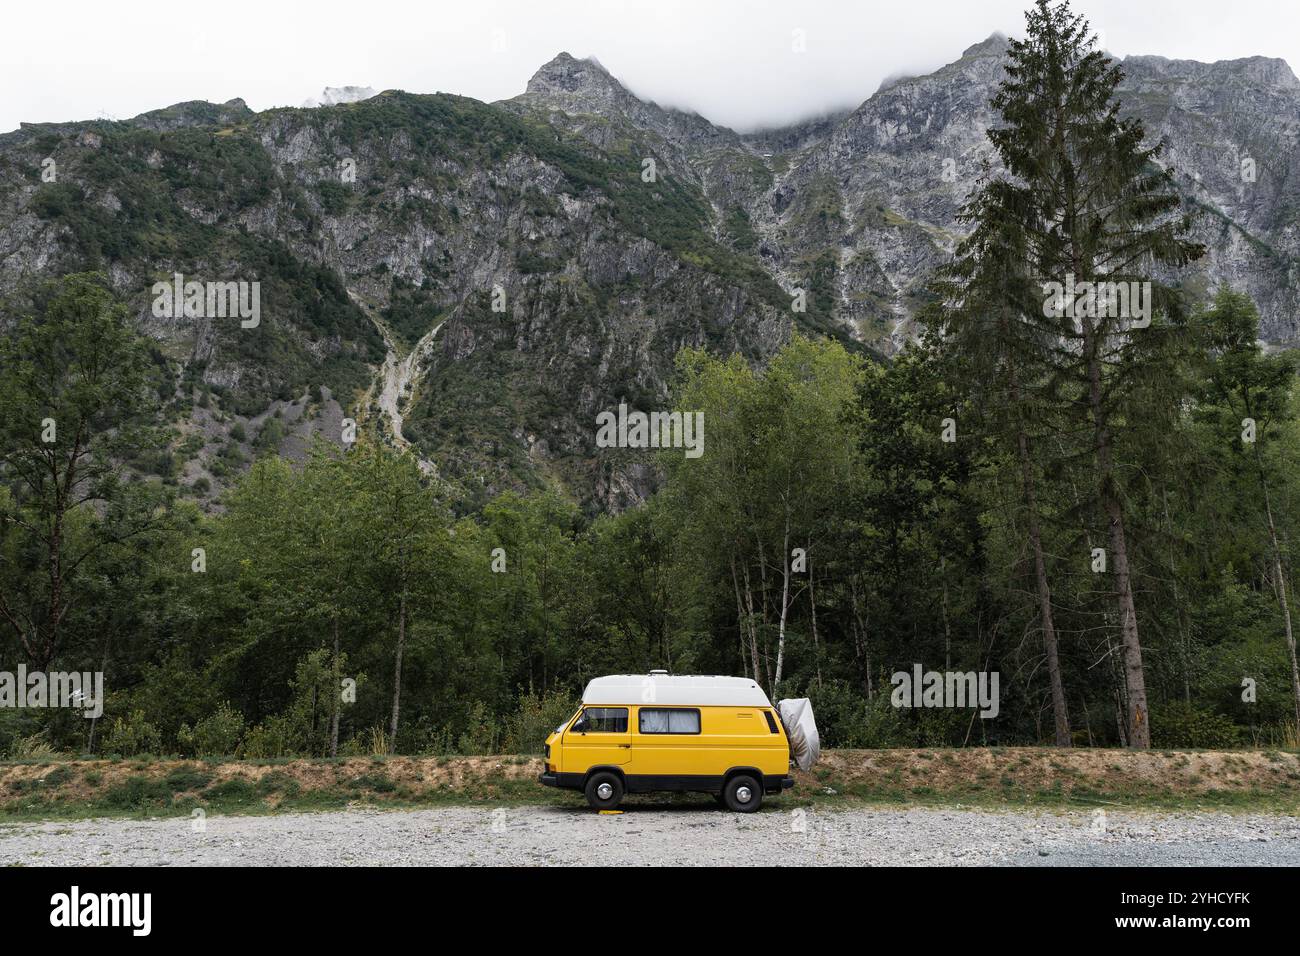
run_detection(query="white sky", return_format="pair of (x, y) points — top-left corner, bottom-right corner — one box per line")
(4, 0), (1298, 135)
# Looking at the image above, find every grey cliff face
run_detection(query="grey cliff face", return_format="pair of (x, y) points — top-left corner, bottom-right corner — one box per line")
(0, 34), (1297, 510)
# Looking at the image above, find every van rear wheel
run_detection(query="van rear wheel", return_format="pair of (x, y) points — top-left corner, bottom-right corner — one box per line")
(723, 774), (763, 813)
(585, 771), (624, 811)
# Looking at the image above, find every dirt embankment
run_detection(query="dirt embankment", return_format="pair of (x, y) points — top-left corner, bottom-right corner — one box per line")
(810, 748), (1300, 806)
(1, 748), (1297, 819)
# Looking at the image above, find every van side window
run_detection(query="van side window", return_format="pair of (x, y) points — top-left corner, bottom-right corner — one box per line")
(763, 711), (779, 734)
(581, 707), (628, 733)
(639, 708), (701, 734)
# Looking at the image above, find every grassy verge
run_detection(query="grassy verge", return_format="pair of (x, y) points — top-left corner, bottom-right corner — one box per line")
(1, 748), (1297, 822)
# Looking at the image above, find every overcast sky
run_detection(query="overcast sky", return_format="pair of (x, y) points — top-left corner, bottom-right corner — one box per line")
(4, 0), (1298, 135)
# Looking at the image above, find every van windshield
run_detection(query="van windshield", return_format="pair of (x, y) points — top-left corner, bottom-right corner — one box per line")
(557, 708), (582, 734)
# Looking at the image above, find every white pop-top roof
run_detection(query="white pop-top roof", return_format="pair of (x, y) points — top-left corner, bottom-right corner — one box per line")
(582, 674), (773, 708)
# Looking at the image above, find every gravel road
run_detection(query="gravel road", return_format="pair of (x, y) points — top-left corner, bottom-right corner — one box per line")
(2, 805), (1297, 866)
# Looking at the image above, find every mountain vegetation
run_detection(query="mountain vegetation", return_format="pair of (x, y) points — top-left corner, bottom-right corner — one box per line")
(1, 1), (1299, 758)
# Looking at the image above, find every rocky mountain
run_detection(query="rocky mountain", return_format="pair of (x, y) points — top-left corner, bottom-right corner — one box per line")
(0, 35), (1296, 510)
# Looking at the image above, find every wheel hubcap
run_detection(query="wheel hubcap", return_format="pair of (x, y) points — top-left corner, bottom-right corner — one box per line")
(597, 782), (614, 800)
(736, 786), (753, 803)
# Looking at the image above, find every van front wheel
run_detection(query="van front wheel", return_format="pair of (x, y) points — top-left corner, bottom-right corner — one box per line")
(723, 774), (763, 813)
(585, 771), (624, 811)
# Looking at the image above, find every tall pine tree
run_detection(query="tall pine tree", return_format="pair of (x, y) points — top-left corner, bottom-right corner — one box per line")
(976, 0), (1203, 747)
(936, 185), (1072, 745)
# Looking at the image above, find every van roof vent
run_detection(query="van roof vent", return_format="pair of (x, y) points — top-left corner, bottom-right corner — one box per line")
(648, 669), (668, 675)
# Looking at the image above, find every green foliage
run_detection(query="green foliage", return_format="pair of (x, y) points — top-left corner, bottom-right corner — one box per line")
(503, 691), (580, 754)
(253, 417), (284, 456)
(177, 702), (245, 757)
(5, 66), (1300, 761)
(457, 702), (500, 756)
(240, 716), (303, 759)
(1151, 702), (1246, 749)
(98, 776), (174, 811)
(103, 712), (163, 757)
(806, 682), (906, 749)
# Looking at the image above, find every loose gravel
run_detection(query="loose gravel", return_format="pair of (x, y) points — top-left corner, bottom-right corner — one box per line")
(2, 805), (1297, 866)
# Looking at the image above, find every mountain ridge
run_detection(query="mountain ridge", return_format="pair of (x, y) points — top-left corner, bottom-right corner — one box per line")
(1, 33), (1297, 511)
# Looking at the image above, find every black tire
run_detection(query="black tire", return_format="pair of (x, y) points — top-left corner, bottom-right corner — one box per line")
(722, 774), (763, 813)
(585, 771), (624, 811)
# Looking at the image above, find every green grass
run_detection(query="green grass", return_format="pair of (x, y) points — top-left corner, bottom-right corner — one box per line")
(5, 747), (1299, 822)
(2, 773), (1296, 823)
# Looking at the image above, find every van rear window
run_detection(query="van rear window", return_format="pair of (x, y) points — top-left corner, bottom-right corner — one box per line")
(763, 711), (779, 733)
(638, 708), (701, 734)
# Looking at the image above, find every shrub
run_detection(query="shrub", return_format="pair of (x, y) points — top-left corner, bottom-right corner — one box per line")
(1151, 702), (1245, 749)
(5, 731), (59, 760)
(202, 778), (260, 806)
(806, 681), (906, 749)
(254, 417), (284, 456)
(240, 715), (301, 759)
(163, 766), (213, 792)
(341, 725), (390, 757)
(42, 765), (75, 787)
(98, 775), (172, 811)
(177, 702), (245, 757)
(503, 691), (578, 754)
(347, 772), (396, 793)
(103, 711), (163, 757)
(457, 702), (500, 756)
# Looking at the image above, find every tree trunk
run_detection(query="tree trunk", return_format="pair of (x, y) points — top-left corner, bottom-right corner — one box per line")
(1001, 310), (1070, 746)
(330, 615), (341, 758)
(850, 581), (873, 700)
(1161, 492), (1193, 705)
(755, 533), (772, 687)
(807, 543), (822, 690)
(86, 630), (110, 754)
(772, 507), (791, 698)
(1255, 457), (1300, 737)
(1015, 423), (1070, 746)
(739, 558), (762, 685)
(731, 552), (753, 681)
(1080, 314), (1150, 748)
(389, 586), (407, 752)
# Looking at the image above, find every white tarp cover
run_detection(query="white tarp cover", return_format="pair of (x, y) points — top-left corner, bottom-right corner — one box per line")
(777, 698), (820, 771)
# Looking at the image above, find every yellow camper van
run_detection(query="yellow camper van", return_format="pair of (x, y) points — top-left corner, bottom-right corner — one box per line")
(539, 672), (795, 812)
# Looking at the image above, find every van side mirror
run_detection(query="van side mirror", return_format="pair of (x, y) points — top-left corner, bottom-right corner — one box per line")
(571, 716), (588, 734)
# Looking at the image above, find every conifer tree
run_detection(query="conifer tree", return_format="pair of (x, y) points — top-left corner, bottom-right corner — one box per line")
(936, 191), (1072, 745)
(1200, 287), (1300, 737)
(969, 0), (1204, 746)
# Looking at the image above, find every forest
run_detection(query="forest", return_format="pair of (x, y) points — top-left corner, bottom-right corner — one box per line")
(1, 0), (1298, 759)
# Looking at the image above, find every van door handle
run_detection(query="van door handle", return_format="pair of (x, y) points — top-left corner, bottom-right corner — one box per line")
(618, 744), (631, 748)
